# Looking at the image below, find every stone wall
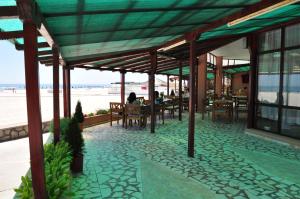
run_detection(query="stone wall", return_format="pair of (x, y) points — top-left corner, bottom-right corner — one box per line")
(0, 121), (51, 142)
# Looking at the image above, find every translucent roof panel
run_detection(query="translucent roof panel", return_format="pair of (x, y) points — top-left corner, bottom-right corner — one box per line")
(0, 0), (16, 6)
(62, 35), (178, 61)
(199, 4), (300, 41)
(0, 19), (22, 32)
(34, 0), (260, 62)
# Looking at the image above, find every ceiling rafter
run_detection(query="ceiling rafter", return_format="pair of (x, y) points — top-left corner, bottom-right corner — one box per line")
(67, 48), (153, 66)
(0, 31), (23, 40)
(0, 6), (18, 19)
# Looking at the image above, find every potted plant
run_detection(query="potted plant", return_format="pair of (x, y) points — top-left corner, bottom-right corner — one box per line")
(64, 117), (84, 173)
(74, 101), (84, 131)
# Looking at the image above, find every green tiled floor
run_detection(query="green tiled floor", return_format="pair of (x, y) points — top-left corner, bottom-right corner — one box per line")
(72, 113), (300, 199)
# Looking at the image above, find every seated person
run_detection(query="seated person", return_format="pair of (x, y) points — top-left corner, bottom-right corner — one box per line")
(126, 92), (140, 105)
(183, 88), (189, 98)
(155, 91), (163, 104)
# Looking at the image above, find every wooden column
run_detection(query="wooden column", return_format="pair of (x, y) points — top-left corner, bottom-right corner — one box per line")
(215, 56), (223, 96)
(247, 34), (258, 128)
(150, 51), (157, 133)
(179, 61), (183, 121)
(120, 71), (125, 104)
(23, 20), (47, 198)
(195, 61), (199, 111)
(167, 74), (170, 96)
(197, 54), (207, 113)
(148, 74), (151, 100)
(188, 39), (197, 158)
(63, 68), (71, 118)
(52, 46), (60, 144)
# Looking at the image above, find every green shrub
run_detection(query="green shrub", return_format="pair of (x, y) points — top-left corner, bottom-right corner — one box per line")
(15, 141), (72, 199)
(88, 112), (94, 117)
(49, 118), (72, 140)
(96, 109), (108, 115)
(74, 101), (84, 123)
(64, 117), (84, 156)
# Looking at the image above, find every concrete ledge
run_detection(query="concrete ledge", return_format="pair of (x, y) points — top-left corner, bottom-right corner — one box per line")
(0, 121), (50, 143)
(245, 128), (300, 149)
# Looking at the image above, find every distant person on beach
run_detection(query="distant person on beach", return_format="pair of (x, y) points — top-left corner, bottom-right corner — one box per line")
(170, 89), (175, 97)
(126, 92), (139, 104)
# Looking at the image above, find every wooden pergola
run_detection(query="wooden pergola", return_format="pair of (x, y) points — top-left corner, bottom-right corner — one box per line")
(1, 0), (300, 197)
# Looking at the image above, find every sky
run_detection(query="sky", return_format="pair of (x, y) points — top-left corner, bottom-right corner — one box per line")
(0, 40), (166, 85)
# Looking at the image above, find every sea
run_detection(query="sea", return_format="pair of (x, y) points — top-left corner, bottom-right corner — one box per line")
(0, 84), (136, 128)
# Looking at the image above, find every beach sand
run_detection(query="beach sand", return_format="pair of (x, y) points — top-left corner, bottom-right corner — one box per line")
(0, 88), (127, 128)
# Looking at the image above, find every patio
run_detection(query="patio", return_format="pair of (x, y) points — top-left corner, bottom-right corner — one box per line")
(72, 113), (300, 199)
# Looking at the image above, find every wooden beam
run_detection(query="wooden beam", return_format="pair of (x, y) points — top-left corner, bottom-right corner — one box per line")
(16, 42), (50, 50)
(0, 6), (18, 19)
(133, 59), (176, 71)
(0, 31), (23, 40)
(23, 19), (47, 199)
(89, 53), (148, 69)
(197, 54), (207, 114)
(52, 46), (60, 144)
(67, 48), (153, 66)
(38, 50), (52, 56)
(38, 56), (53, 61)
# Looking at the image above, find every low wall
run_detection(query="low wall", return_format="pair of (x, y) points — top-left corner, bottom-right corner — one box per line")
(0, 121), (51, 142)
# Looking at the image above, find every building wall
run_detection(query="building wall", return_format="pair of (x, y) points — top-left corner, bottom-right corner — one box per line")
(0, 121), (50, 142)
(232, 72), (249, 95)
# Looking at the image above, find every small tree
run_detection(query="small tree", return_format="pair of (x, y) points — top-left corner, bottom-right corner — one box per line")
(74, 101), (84, 123)
(64, 117), (84, 156)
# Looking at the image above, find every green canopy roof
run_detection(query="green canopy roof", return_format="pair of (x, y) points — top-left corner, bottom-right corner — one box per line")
(0, 1), (299, 73)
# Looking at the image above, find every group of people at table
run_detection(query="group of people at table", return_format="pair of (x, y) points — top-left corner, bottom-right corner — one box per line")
(110, 88), (248, 129)
(110, 89), (187, 128)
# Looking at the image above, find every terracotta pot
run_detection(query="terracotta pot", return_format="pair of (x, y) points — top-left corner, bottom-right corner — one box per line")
(71, 153), (83, 173)
(79, 122), (84, 131)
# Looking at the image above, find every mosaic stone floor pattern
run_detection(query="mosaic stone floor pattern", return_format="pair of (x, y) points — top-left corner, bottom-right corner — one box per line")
(72, 113), (300, 199)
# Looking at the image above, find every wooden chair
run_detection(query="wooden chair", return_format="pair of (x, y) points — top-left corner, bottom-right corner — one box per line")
(235, 97), (248, 120)
(144, 100), (151, 105)
(182, 97), (189, 111)
(202, 98), (212, 120)
(212, 101), (233, 122)
(165, 98), (179, 118)
(155, 104), (165, 124)
(110, 102), (124, 126)
(125, 104), (144, 129)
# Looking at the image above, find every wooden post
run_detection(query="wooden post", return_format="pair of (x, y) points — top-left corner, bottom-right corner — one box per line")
(197, 54), (207, 113)
(215, 56), (223, 96)
(148, 74), (151, 100)
(187, 38), (197, 158)
(63, 68), (69, 117)
(247, 34), (258, 128)
(120, 71), (125, 104)
(52, 46), (60, 144)
(23, 20), (47, 198)
(179, 61), (183, 121)
(167, 74), (170, 96)
(63, 67), (71, 118)
(150, 51), (157, 133)
(195, 61), (198, 111)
